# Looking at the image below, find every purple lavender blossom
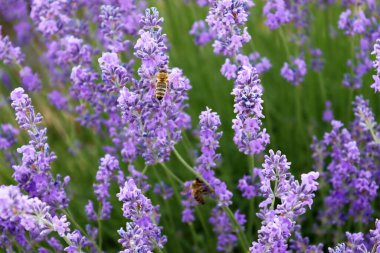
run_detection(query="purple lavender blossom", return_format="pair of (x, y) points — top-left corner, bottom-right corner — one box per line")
(0, 124), (19, 166)
(181, 180), (197, 223)
(231, 66), (270, 155)
(371, 39), (380, 92)
(250, 150), (319, 252)
(99, 5), (130, 53)
(0, 185), (76, 250)
(86, 154), (120, 221)
(338, 9), (371, 36)
(281, 57), (307, 85)
(154, 182), (174, 200)
(0, 124), (19, 150)
(180, 108), (239, 251)
(0, 0), (28, 22)
(117, 8), (191, 165)
(19, 66), (42, 92)
(10, 87), (70, 209)
(0, 26), (25, 64)
(205, 0), (253, 56)
(221, 53), (272, 80)
(30, 0), (76, 37)
(263, 0), (292, 30)
(14, 20), (33, 44)
(195, 108), (233, 206)
(48, 90), (69, 110)
(314, 118), (378, 225)
(310, 48), (325, 72)
(190, 21), (214, 45)
(209, 207), (238, 252)
(117, 178), (167, 252)
(370, 219), (380, 252)
(323, 101), (334, 122)
(238, 168), (262, 199)
(289, 225), (324, 252)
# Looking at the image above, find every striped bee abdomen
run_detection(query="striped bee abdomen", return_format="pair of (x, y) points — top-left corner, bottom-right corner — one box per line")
(155, 69), (169, 101)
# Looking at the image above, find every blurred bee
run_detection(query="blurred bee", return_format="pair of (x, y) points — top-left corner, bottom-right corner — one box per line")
(191, 178), (210, 205)
(155, 69), (169, 101)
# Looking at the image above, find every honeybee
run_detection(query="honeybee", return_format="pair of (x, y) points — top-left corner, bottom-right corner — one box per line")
(191, 178), (210, 205)
(155, 69), (169, 101)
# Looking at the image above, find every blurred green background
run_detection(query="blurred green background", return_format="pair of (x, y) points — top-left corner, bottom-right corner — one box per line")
(1, 1), (379, 252)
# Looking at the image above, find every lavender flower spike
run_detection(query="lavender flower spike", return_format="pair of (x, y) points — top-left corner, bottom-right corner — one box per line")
(0, 25), (24, 64)
(232, 66), (270, 155)
(10, 87), (70, 209)
(250, 150), (319, 252)
(86, 154), (120, 221)
(117, 178), (167, 252)
(371, 39), (380, 92)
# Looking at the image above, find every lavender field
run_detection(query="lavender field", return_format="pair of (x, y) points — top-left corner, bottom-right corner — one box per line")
(1, 0), (380, 252)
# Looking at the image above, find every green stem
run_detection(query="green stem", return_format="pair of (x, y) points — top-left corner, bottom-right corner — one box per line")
(189, 223), (199, 251)
(154, 165), (189, 251)
(141, 165), (149, 175)
(160, 163), (183, 184)
(97, 213), (102, 250)
(247, 156), (255, 241)
(279, 27), (291, 59)
(317, 72), (327, 103)
(371, 243), (378, 253)
(271, 177), (279, 210)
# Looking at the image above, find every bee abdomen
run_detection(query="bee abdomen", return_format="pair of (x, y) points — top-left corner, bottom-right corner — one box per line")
(155, 82), (167, 100)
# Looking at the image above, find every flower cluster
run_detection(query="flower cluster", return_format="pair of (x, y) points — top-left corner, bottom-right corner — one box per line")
(10, 88), (70, 209)
(30, 0), (78, 37)
(250, 150), (319, 252)
(238, 168), (262, 199)
(205, 0), (253, 57)
(181, 108), (244, 251)
(232, 66), (270, 155)
(19, 66), (42, 92)
(0, 124), (19, 166)
(99, 5), (129, 53)
(0, 26), (24, 64)
(338, 9), (371, 36)
(86, 154), (121, 221)
(221, 53), (272, 80)
(117, 178), (167, 252)
(313, 104), (379, 227)
(0, 124), (18, 151)
(117, 8), (191, 165)
(0, 185), (91, 252)
(372, 39), (380, 92)
(263, 0), (292, 30)
(280, 57), (307, 85)
(154, 182), (174, 200)
(0, 185), (67, 249)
